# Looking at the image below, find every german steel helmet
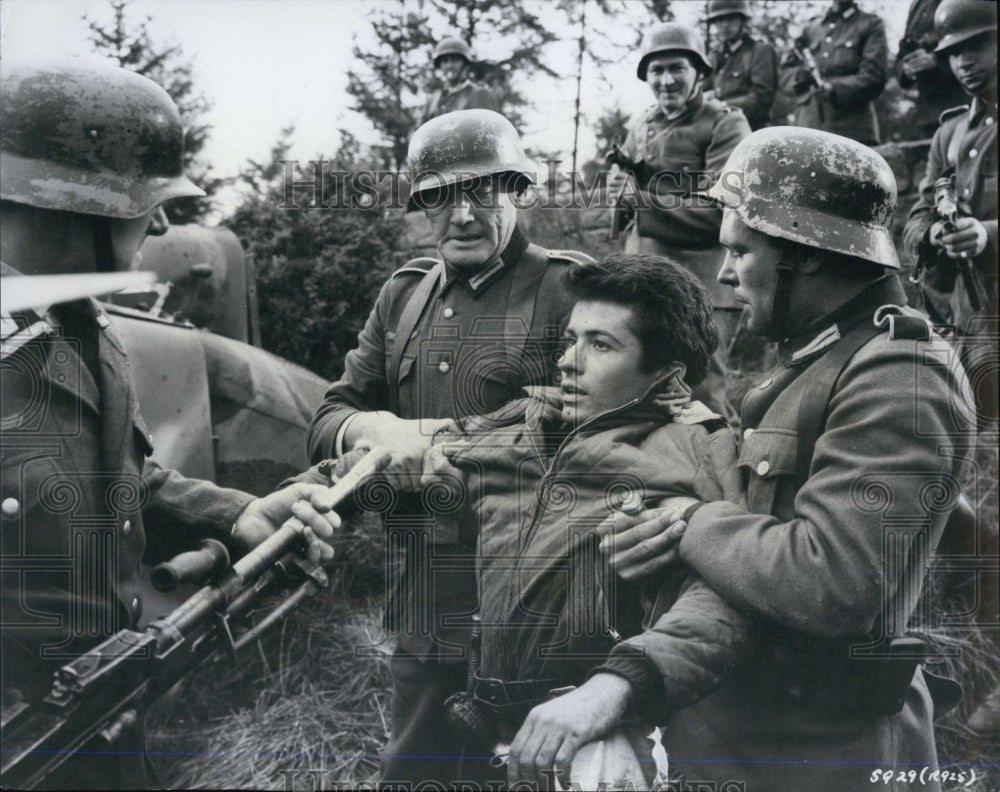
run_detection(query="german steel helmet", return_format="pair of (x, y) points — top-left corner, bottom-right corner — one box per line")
(707, 127), (900, 269)
(637, 22), (713, 80)
(433, 37), (473, 66)
(406, 110), (536, 209)
(0, 61), (203, 219)
(707, 0), (752, 22)
(934, 0), (997, 53)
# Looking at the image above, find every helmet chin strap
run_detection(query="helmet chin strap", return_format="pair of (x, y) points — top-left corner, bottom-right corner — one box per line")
(769, 240), (796, 341)
(93, 217), (116, 274)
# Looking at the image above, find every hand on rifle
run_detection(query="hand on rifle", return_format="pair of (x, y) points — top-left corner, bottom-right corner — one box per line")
(233, 484), (342, 564)
(607, 166), (637, 208)
(931, 216), (989, 260)
(345, 411), (458, 491)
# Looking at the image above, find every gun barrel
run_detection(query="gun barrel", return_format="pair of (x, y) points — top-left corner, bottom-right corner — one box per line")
(151, 539), (230, 592)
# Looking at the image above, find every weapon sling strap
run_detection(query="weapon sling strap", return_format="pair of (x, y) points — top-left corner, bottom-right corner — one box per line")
(388, 261), (444, 414)
(794, 310), (930, 488)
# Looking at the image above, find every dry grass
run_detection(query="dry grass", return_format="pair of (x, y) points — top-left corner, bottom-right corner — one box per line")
(143, 444), (998, 790)
(145, 513), (393, 790)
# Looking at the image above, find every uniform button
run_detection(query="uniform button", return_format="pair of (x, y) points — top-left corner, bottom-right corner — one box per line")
(825, 36), (832, 42)
(438, 361), (451, 374)
(822, 51), (829, 58)
(743, 428), (754, 440)
(443, 307), (454, 319)
(132, 597), (139, 610)
(969, 148), (978, 158)
(757, 460), (770, 476)
(985, 117), (994, 126)
(1, 497), (20, 517)
(963, 188), (971, 197)
(123, 519), (131, 534)
(759, 377), (774, 389)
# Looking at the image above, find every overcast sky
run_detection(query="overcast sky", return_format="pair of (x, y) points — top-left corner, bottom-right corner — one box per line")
(1, 0), (908, 218)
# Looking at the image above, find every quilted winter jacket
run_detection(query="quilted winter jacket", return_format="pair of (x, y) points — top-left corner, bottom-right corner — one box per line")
(448, 385), (748, 724)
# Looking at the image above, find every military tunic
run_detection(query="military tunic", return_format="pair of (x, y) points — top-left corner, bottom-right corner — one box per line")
(0, 279), (253, 788)
(621, 89), (750, 308)
(903, 97), (998, 422)
(792, 3), (889, 144)
(419, 79), (500, 124)
(665, 277), (976, 792)
(710, 33), (778, 130)
(895, 0), (965, 139)
(306, 226), (583, 783)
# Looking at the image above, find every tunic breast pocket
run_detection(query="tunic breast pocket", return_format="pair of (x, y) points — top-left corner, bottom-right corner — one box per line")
(831, 40), (860, 71)
(739, 428), (798, 517)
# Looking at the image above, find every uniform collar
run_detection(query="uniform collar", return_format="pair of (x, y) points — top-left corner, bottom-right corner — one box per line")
(784, 275), (906, 366)
(650, 89), (704, 123)
(722, 35), (750, 56)
(439, 224), (527, 296)
(969, 95), (999, 127)
(444, 78), (476, 97)
(824, 3), (856, 21)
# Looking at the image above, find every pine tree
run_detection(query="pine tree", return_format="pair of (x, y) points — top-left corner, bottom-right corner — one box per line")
(84, 0), (221, 223)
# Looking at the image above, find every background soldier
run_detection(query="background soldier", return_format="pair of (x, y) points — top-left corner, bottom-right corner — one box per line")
(418, 36), (500, 126)
(707, 0), (778, 131)
(306, 109), (590, 786)
(895, 0), (965, 140)
(903, 0), (997, 429)
(599, 127), (975, 791)
(0, 62), (338, 789)
(788, 0), (889, 145)
(607, 21), (752, 421)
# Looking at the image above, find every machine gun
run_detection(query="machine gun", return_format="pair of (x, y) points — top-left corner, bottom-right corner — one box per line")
(790, 42), (827, 123)
(915, 175), (989, 314)
(0, 447), (391, 790)
(605, 137), (651, 241)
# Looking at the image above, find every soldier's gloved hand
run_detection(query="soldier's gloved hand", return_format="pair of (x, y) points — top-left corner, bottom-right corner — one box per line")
(348, 412), (457, 492)
(507, 674), (631, 789)
(595, 495), (700, 581)
(939, 216), (989, 259)
(232, 483), (342, 564)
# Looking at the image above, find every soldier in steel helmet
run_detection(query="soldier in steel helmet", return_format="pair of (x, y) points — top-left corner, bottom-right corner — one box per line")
(0, 61), (340, 788)
(597, 127), (976, 791)
(785, 0), (889, 145)
(895, 0), (965, 140)
(904, 0), (997, 429)
(418, 36), (500, 126)
(607, 21), (753, 422)
(306, 109), (592, 785)
(706, 0), (778, 131)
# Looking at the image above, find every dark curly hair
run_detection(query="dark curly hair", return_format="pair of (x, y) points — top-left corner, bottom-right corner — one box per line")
(563, 253), (718, 387)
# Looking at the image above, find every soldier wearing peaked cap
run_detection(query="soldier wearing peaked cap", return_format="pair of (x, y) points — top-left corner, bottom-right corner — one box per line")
(305, 109), (592, 786)
(598, 127), (976, 792)
(0, 61), (340, 789)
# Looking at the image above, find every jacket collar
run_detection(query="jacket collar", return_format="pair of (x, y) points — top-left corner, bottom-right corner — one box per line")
(440, 224), (528, 295)
(784, 274), (907, 366)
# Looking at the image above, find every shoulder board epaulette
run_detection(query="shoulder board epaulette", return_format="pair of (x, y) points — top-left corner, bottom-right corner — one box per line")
(546, 249), (596, 266)
(939, 105), (970, 125)
(391, 257), (441, 278)
(874, 305), (931, 342)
